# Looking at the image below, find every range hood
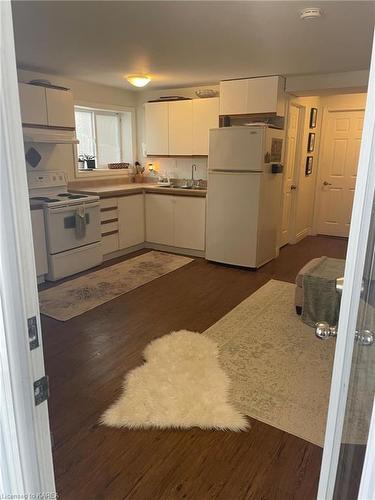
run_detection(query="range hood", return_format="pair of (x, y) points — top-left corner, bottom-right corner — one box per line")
(23, 127), (79, 144)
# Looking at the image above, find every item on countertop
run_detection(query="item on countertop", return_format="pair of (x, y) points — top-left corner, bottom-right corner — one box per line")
(108, 162), (130, 169)
(28, 79), (70, 91)
(147, 163), (157, 177)
(195, 89), (218, 98)
(134, 161), (145, 183)
(79, 154), (96, 169)
(148, 96), (191, 102)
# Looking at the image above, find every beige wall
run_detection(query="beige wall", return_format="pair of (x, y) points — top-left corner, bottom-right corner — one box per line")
(18, 69), (137, 181)
(287, 95), (322, 241)
(136, 85), (219, 180)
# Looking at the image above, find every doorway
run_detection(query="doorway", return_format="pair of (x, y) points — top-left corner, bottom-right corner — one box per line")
(315, 107), (365, 237)
(280, 103), (303, 247)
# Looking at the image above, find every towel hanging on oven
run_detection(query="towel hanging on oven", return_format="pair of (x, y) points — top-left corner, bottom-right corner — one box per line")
(75, 205), (87, 238)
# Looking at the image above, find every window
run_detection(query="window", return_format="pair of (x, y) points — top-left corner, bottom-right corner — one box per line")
(75, 106), (132, 169)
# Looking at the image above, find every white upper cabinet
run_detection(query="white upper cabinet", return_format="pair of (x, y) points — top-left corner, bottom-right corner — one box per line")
(18, 83), (75, 128)
(192, 98), (219, 155)
(219, 76), (286, 116)
(168, 100), (193, 155)
(145, 102), (169, 155)
(145, 98), (219, 156)
(18, 83), (48, 125)
(219, 80), (248, 116)
(45, 88), (75, 128)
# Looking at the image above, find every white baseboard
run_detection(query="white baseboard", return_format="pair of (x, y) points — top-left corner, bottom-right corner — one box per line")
(103, 242), (205, 261)
(291, 227), (311, 244)
(145, 242), (205, 258)
(103, 243), (145, 261)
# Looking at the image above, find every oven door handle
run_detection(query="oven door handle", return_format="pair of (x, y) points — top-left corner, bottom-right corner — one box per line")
(48, 202), (100, 214)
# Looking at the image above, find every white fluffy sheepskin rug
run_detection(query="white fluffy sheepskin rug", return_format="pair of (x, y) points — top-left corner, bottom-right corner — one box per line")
(101, 330), (248, 431)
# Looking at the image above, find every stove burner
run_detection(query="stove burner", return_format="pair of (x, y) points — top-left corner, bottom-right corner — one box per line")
(58, 193), (86, 199)
(31, 196), (60, 202)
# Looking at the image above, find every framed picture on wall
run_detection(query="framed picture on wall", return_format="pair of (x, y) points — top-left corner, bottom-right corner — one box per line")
(305, 156), (313, 176)
(307, 132), (315, 152)
(309, 108), (318, 128)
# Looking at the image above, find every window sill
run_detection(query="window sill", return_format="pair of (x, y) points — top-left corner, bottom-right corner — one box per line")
(76, 168), (132, 178)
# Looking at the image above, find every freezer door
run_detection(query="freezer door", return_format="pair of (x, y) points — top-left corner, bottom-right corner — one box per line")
(206, 171), (261, 267)
(208, 127), (264, 171)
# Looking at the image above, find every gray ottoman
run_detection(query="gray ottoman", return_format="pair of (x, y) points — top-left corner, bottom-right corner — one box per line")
(295, 256), (345, 327)
(295, 258), (323, 315)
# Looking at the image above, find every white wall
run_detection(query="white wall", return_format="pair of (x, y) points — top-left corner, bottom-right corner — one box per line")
(18, 69), (137, 181)
(136, 84), (219, 180)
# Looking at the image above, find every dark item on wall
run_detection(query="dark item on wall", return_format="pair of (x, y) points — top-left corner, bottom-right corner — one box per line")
(271, 163), (283, 174)
(309, 108), (318, 128)
(307, 132), (315, 152)
(25, 147), (42, 168)
(305, 156), (313, 176)
(270, 138), (283, 162)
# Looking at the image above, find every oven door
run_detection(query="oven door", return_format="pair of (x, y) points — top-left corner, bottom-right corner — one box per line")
(45, 201), (101, 254)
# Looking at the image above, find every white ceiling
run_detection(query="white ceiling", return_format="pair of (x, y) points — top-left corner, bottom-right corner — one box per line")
(12, 1), (375, 91)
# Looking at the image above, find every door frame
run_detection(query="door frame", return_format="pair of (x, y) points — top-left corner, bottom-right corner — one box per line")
(312, 105), (365, 237)
(317, 32), (375, 498)
(279, 100), (305, 247)
(1, 1), (55, 495)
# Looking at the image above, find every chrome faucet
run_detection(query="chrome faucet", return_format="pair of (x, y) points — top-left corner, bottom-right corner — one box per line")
(191, 164), (197, 186)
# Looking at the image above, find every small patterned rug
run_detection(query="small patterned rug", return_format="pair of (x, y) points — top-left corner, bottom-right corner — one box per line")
(39, 251), (193, 321)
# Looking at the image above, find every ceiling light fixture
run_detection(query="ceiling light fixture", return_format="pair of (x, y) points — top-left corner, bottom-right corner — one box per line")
(300, 7), (323, 20)
(127, 75), (151, 87)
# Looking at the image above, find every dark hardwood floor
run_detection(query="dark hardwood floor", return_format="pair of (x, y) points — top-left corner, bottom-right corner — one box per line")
(41, 236), (348, 500)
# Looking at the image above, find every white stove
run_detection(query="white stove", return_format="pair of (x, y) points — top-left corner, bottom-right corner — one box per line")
(28, 171), (102, 281)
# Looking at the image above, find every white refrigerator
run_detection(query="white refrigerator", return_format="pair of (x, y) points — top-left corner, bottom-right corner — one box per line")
(205, 126), (284, 268)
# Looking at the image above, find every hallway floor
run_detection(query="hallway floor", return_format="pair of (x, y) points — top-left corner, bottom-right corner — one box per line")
(41, 236), (347, 499)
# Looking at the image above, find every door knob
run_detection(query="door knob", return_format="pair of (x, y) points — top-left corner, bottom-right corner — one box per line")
(315, 321), (337, 340)
(315, 321), (374, 346)
(323, 181), (333, 186)
(291, 185), (297, 190)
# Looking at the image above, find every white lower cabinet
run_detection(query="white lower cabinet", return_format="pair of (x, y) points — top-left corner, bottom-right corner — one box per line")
(118, 194), (145, 248)
(145, 194), (206, 251)
(145, 194), (174, 246)
(30, 209), (48, 277)
(100, 193), (206, 256)
(174, 196), (206, 250)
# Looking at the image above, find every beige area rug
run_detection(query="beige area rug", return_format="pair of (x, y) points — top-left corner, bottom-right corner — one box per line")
(204, 279), (335, 447)
(101, 330), (248, 431)
(39, 251), (193, 321)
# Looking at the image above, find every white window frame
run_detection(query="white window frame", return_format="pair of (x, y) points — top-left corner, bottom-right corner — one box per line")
(74, 100), (137, 178)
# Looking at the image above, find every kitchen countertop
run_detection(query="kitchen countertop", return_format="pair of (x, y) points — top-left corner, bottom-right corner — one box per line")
(69, 182), (207, 198)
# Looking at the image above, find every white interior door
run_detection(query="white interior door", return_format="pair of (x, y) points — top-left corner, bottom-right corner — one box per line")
(316, 108), (364, 237)
(280, 103), (300, 247)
